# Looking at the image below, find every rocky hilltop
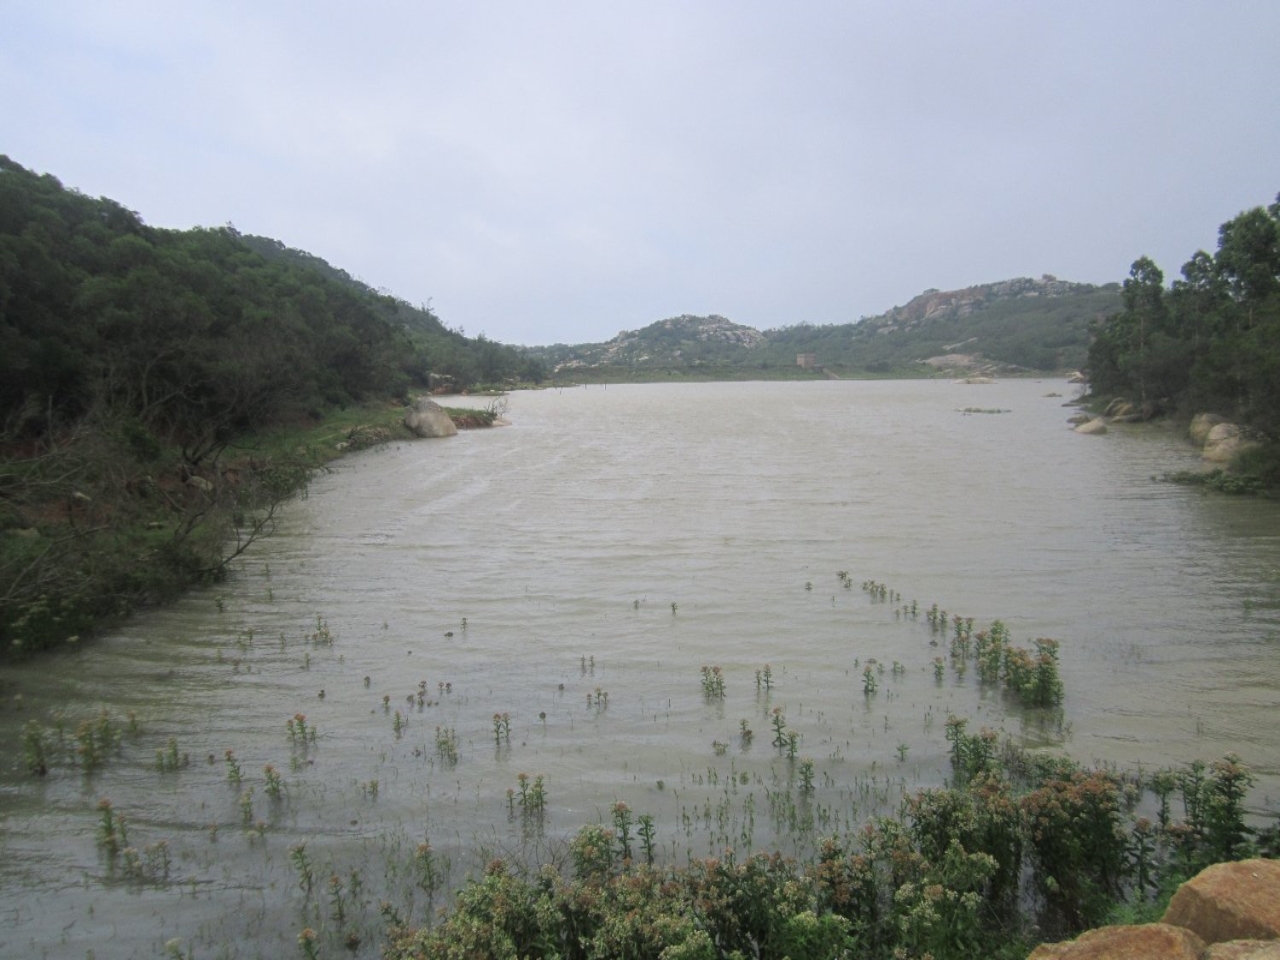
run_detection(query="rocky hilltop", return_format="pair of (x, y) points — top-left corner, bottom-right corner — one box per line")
(578, 314), (765, 369)
(531, 276), (1120, 379)
(863, 275), (1103, 336)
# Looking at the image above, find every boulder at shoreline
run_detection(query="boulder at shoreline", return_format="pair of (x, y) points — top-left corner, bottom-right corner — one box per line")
(1202, 423), (1260, 464)
(1190, 413), (1231, 447)
(403, 397), (459, 438)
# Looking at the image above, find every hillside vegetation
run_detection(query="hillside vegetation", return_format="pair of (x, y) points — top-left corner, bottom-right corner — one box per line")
(0, 155), (543, 655)
(530, 276), (1120, 380)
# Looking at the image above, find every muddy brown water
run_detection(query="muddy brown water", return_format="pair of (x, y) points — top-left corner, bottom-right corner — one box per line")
(2, 379), (1278, 958)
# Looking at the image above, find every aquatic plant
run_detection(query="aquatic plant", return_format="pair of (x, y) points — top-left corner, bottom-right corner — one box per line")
(1128, 816), (1157, 898)
(239, 787), (255, 826)
(1146, 768), (1176, 830)
(74, 710), (120, 771)
(1021, 766), (1126, 929)
(435, 726), (459, 765)
(612, 802), (634, 862)
(263, 764), (284, 801)
(328, 873), (347, 925)
(944, 715), (998, 784)
(21, 720), (48, 775)
(290, 843), (315, 897)
(798, 759), (815, 793)
(155, 737), (187, 772)
(96, 798), (124, 856)
(493, 711), (511, 745)
(975, 628), (1005, 683)
(755, 663), (774, 692)
(297, 926), (319, 960)
(1027, 637), (1065, 706)
(514, 772), (547, 818)
(286, 713), (315, 744)
(1201, 753), (1256, 862)
(310, 615), (333, 646)
(862, 665), (878, 696)
(770, 707), (788, 748)
(415, 841), (443, 896)
(638, 813), (657, 866)
(121, 845), (143, 879)
(700, 665), (726, 699)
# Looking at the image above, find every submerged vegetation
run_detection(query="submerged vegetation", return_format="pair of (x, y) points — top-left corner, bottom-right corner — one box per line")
(10, 562), (1276, 959)
(386, 752), (1272, 960)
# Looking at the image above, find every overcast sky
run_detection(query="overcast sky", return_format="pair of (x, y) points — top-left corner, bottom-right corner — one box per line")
(4, 3), (1279, 346)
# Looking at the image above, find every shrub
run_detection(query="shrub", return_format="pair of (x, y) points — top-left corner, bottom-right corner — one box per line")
(1021, 770), (1126, 931)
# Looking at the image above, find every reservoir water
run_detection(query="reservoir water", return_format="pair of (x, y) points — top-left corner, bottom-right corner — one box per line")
(2, 379), (1279, 958)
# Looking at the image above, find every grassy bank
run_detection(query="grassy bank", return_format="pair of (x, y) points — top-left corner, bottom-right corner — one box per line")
(0, 397), (492, 658)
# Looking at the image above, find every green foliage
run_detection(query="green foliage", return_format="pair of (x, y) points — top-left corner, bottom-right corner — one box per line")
(1021, 768), (1126, 930)
(386, 750), (1272, 960)
(1088, 192), (1280, 448)
(1164, 468), (1266, 495)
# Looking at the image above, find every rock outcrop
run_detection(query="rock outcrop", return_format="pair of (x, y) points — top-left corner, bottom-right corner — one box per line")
(1029, 859), (1280, 960)
(1163, 859), (1280, 946)
(1028, 923), (1205, 959)
(1205, 942), (1280, 959)
(1190, 413), (1231, 448)
(403, 397), (458, 438)
(1201, 423), (1260, 464)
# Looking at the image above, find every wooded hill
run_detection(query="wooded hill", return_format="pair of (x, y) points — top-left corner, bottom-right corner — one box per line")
(0, 155), (543, 654)
(0, 155), (544, 440)
(529, 276), (1121, 380)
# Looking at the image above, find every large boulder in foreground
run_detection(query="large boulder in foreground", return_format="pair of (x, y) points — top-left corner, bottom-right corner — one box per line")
(1163, 858), (1280, 945)
(403, 397), (458, 438)
(1027, 923), (1204, 959)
